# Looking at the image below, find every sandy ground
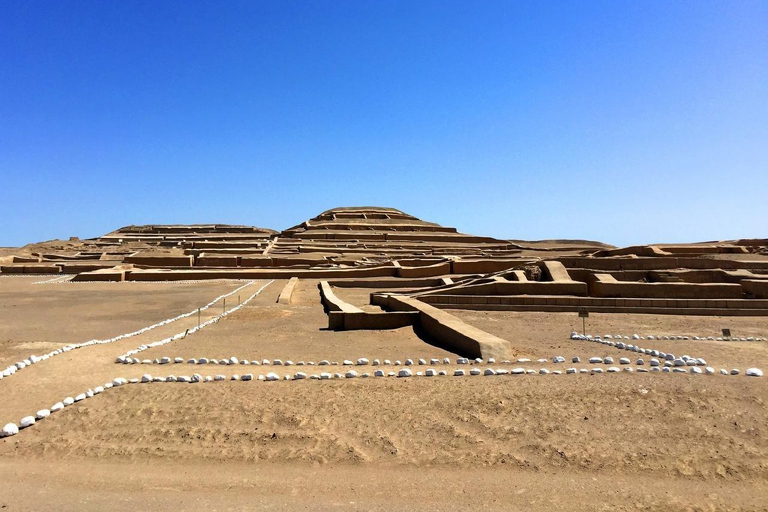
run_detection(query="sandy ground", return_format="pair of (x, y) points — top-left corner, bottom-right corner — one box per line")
(1, 276), (767, 510)
(139, 279), (456, 362)
(453, 310), (768, 369)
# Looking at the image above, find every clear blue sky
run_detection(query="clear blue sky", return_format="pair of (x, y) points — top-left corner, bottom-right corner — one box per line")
(1, 1), (766, 247)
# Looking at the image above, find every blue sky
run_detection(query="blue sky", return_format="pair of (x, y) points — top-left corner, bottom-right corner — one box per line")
(1, 1), (766, 247)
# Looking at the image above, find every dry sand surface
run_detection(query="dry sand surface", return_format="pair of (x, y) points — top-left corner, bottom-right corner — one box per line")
(1, 276), (767, 511)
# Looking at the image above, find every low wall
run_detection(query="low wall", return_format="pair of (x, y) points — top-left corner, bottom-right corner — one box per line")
(397, 261), (452, 278)
(742, 280), (768, 299)
(541, 261), (572, 281)
(328, 277), (445, 288)
(328, 311), (418, 330)
(591, 280), (743, 299)
(196, 254), (239, 267)
(417, 294), (768, 316)
(451, 259), (527, 274)
(319, 281), (362, 314)
(71, 268), (126, 282)
(372, 294), (512, 359)
(278, 277), (299, 304)
(0, 264), (60, 274)
(558, 256), (768, 271)
(417, 280), (588, 297)
(124, 266), (399, 281)
(124, 254), (194, 267)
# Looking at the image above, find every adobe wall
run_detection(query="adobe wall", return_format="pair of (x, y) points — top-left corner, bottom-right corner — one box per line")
(742, 280), (768, 299)
(451, 259), (527, 274)
(196, 254), (240, 267)
(278, 277), (299, 304)
(71, 268), (126, 282)
(372, 294), (512, 359)
(416, 280), (588, 297)
(327, 311), (418, 330)
(418, 294), (768, 316)
(0, 264), (61, 274)
(591, 280), (743, 299)
(124, 254), (194, 267)
(124, 266), (399, 281)
(558, 256), (768, 271)
(541, 261), (572, 281)
(396, 261), (452, 278)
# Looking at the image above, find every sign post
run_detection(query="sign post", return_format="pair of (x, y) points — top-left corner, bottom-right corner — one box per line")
(223, 298), (226, 315)
(722, 328), (731, 339)
(578, 308), (589, 336)
(198, 308), (201, 328)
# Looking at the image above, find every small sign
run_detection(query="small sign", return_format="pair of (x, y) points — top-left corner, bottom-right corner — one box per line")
(722, 328), (731, 337)
(578, 308), (589, 318)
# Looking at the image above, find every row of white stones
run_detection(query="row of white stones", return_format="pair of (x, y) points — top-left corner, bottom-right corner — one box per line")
(589, 333), (765, 342)
(3, 363), (763, 439)
(0, 280), (259, 382)
(570, 332), (763, 376)
(115, 280), (274, 361)
(1, 376), (130, 438)
(570, 332), (711, 364)
(115, 355), (591, 366)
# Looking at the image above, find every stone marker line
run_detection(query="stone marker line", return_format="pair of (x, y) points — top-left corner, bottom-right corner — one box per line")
(115, 280), (274, 362)
(3, 362), (762, 439)
(580, 332), (765, 342)
(0, 280), (259, 382)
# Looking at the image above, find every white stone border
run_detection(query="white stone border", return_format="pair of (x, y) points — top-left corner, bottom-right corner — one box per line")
(2, 361), (762, 438)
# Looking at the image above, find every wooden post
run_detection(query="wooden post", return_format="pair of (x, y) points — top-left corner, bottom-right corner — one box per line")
(198, 308), (201, 328)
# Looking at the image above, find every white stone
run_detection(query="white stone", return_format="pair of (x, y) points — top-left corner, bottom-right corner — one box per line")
(553, 356), (565, 363)
(483, 368), (496, 376)
(343, 360), (354, 366)
(566, 368), (577, 374)
(20, 416), (35, 428)
(398, 369), (413, 378)
(265, 372), (280, 381)
(74, 393), (86, 402)
(294, 372), (307, 380)
(453, 369), (466, 376)
(539, 369), (550, 375)
(345, 370), (358, 378)
(457, 358), (469, 364)
(357, 358), (369, 365)
(470, 368), (481, 376)
(425, 369), (437, 377)
(242, 374), (254, 381)
(405, 359), (414, 366)
(746, 368), (763, 377)
(141, 374), (152, 383)
(572, 357), (580, 363)
(51, 402), (64, 412)
(374, 369), (385, 377)
(730, 369), (740, 375)
(2, 423), (19, 437)
(619, 358), (630, 365)
(511, 368), (525, 375)
(589, 357), (603, 364)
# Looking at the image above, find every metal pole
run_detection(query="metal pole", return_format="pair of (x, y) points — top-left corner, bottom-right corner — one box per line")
(582, 317), (586, 336)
